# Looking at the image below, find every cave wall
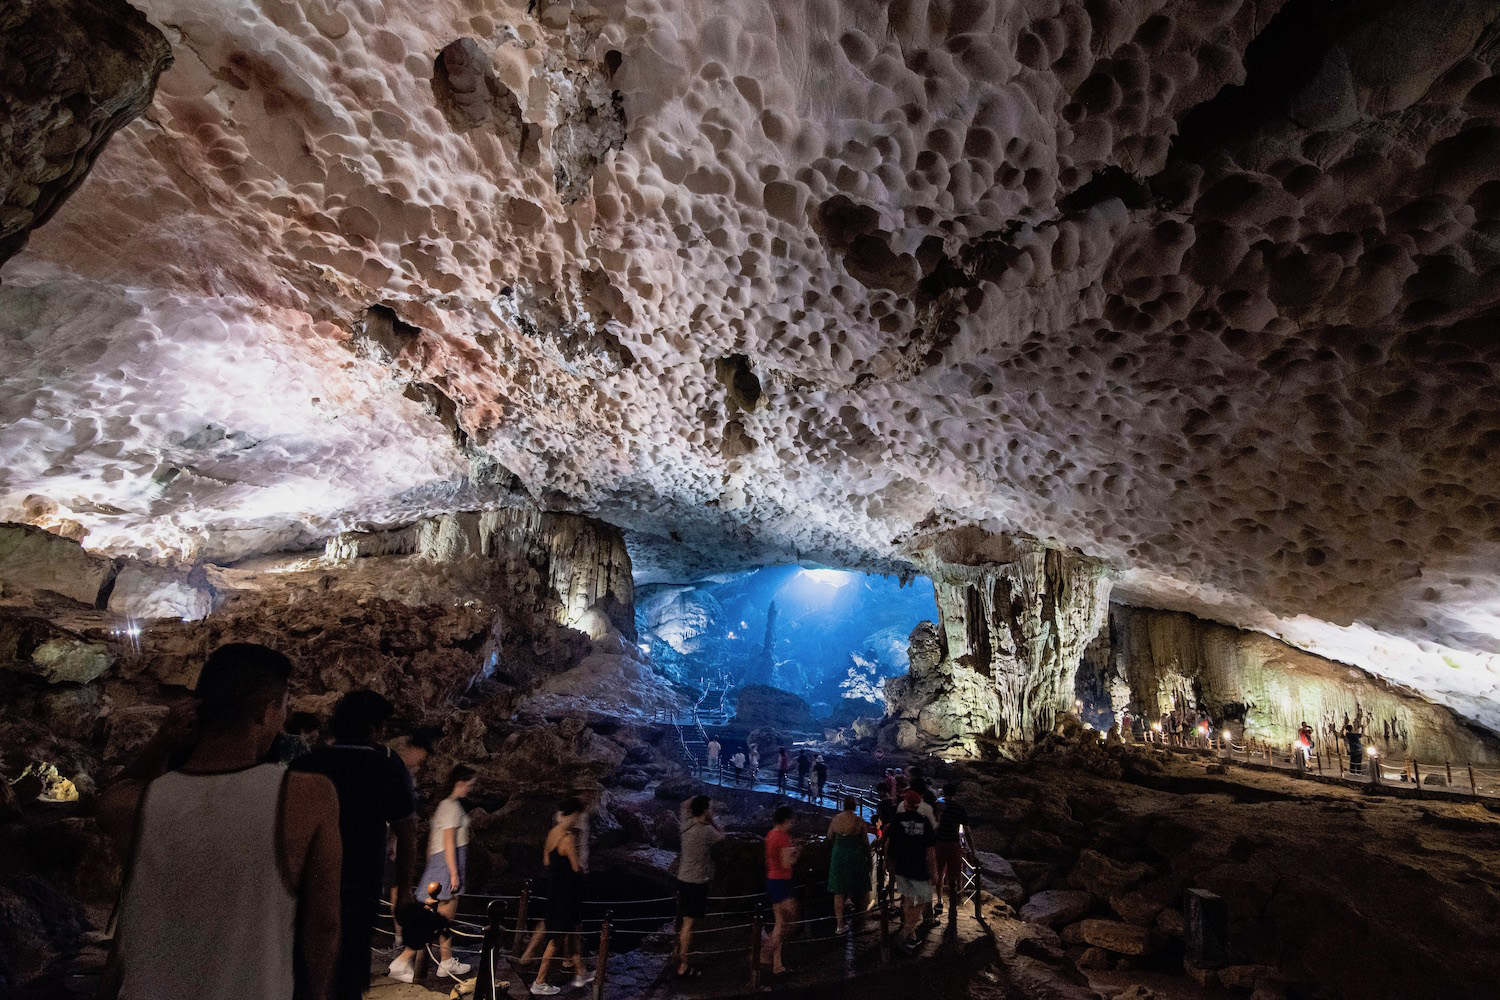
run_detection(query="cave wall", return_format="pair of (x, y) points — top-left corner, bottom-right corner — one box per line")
(1084, 605), (1500, 765)
(325, 507), (635, 641)
(886, 533), (1111, 753)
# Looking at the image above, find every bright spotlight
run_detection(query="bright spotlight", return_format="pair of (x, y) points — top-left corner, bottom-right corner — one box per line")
(798, 568), (853, 588)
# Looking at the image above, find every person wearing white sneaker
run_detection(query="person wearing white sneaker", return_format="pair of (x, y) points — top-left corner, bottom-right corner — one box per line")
(532, 798), (592, 996)
(389, 765), (477, 983)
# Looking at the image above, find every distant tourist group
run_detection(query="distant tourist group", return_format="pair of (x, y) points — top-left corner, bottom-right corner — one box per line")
(704, 739), (833, 800)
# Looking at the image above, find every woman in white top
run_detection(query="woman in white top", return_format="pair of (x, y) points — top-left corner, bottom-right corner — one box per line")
(389, 764), (475, 982)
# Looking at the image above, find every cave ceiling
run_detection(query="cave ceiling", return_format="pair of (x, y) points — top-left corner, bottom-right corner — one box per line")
(3, 0), (1500, 728)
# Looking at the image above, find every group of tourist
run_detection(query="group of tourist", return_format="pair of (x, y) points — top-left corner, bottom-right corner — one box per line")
(93, 641), (972, 1000)
(1118, 704), (1372, 775)
(704, 738), (833, 800)
(668, 764), (970, 979)
(96, 642), (606, 1000)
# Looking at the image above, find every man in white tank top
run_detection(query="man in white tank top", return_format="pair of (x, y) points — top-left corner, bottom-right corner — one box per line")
(99, 643), (343, 1000)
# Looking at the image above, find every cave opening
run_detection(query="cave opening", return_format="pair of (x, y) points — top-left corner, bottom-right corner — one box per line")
(636, 565), (938, 725)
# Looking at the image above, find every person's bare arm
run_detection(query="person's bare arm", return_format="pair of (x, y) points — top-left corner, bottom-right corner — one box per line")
(393, 815), (419, 909)
(563, 832), (583, 873)
(443, 826), (461, 894)
(97, 701), (198, 856)
(290, 773), (341, 1000)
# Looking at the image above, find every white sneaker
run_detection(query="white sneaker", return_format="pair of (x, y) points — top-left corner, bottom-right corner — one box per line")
(387, 959), (414, 984)
(438, 957), (472, 976)
(571, 973), (594, 988)
(531, 984), (561, 996)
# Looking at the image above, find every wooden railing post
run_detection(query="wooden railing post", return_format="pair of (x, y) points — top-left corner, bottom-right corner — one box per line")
(475, 898), (504, 998)
(749, 906), (764, 989)
(512, 881), (531, 955)
(1445, 761), (1453, 787)
(1412, 759), (1423, 797)
(878, 888), (891, 964)
(1469, 762), (1478, 796)
(592, 912), (611, 1000)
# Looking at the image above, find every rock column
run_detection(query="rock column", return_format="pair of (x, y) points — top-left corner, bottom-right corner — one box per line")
(887, 532), (1110, 753)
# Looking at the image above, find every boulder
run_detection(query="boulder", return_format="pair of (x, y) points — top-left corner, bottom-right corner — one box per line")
(26, 638), (111, 684)
(0, 524), (113, 605)
(1011, 829), (1067, 858)
(1156, 906), (1186, 938)
(1068, 848), (1150, 897)
(107, 564), (218, 621)
(1218, 965), (1280, 990)
(732, 684), (820, 731)
(1077, 946), (1112, 969)
(1079, 918), (1153, 956)
(1020, 889), (1092, 927)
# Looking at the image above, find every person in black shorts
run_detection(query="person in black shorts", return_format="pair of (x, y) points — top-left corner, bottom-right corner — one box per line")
(675, 795), (724, 977)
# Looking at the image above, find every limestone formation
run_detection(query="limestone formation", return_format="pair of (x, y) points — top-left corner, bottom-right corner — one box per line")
(0, 0), (1497, 736)
(886, 531), (1111, 751)
(326, 507), (635, 639)
(0, 0), (171, 269)
(1086, 605), (1500, 764)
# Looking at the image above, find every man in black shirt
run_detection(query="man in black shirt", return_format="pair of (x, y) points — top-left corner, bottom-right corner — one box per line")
(885, 790), (936, 951)
(796, 749), (811, 797)
(932, 783), (968, 915)
(292, 691), (419, 1000)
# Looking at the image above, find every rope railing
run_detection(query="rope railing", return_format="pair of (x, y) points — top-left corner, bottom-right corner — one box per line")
(1159, 732), (1500, 799)
(448, 844), (993, 1000)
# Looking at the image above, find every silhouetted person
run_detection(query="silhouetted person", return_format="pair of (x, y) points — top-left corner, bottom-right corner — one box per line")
(532, 798), (593, 995)
(1344, 724), (1365, 775)
(796, 749), (811, 796)
(278, 711), (322, 763)
(293, 690), (419, 1000)
(932, 783), (968, 915)
(100, 643), (341, 1000)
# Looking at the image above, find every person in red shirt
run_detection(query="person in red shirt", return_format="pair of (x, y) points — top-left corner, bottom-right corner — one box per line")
(761, 806), (798, 975)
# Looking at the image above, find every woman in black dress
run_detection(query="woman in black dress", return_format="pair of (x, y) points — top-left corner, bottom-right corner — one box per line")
(530, 798), (592, 996)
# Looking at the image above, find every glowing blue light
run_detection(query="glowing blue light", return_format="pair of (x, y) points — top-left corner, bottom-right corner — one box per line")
(798, 568), (853, 589)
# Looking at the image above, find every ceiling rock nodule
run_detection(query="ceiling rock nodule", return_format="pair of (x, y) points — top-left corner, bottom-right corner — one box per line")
(3, 1), (1500, 731)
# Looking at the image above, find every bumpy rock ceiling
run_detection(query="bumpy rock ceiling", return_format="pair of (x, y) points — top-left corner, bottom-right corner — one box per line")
(3, 0), (1500, 728)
